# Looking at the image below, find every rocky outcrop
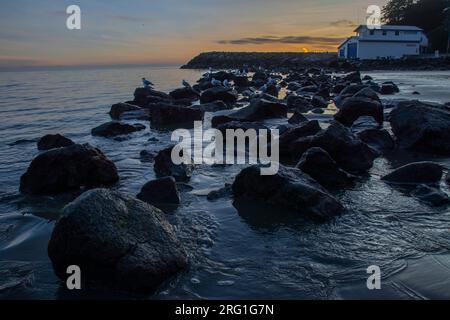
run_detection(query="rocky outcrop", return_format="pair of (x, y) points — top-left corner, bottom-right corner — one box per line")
(154, 146), (194, 182)
(169, 87), (200, 101)
(150, 103), (204, 128)
(334, 97), (383, 127)
(232, 165), (344, 221)
(193, 101), (232, 112)
(411, 184), (450, 207)
(137, 177), (181, 206)
(279, 121), (322, 159)
(296, 147), (353, 188)
(109, 103), (142, 120)
(37, 134), (74, 151)
(20, 144), (119, 195)
(389, 101), (450, 154)
(91, 121), (145, 138)
(48, 189), (187, 292)
(227, 98), (287, 122)
(200, 87), (238, 105)
(382, 162), (443, 185)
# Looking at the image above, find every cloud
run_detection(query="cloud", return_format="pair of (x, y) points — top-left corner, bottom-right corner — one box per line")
(110, 15), (155, 24)
(218, 35), (346, 46)
(329, 19), (357, 28)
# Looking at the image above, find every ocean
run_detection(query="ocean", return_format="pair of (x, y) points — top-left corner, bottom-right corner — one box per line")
(1, 66), (450, 299)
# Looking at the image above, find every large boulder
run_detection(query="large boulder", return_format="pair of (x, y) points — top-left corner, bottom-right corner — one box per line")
(154, 146), (194, 182)
(193, 101), (232, 112)
(91, 121), (145, 137)
(133, 87), (171, 107)
(286, 95), (313, 112)
(288, 110), (308, 124)
(296, 147), (353, 188)
(150, 103), (204, 128)
(357, 129), (395, 154)
(311, 95), (329, 108)
(137, 177), (181, 206)
(306, 121), (376, 173)
(389, 101), (450, 154)
(227, 98), (287, 121)
(37, 134), (74, 151)
(169, 87), (200, 101)
(382, 162), (443, 185)
(109, 103), (141, 120)
(20, 144), (119, 195)
(200, 87), (238, 105)
(48, 189), (187, 292)
(232, 165), (344, 221)
(334, 97), (383, 127)
(279, 121), (322, 158)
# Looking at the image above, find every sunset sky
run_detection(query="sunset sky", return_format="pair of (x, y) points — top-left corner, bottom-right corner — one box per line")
(0, 0), (388, 69)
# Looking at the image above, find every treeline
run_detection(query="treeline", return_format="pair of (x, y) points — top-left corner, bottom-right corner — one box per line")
(382, 0), (448, 51)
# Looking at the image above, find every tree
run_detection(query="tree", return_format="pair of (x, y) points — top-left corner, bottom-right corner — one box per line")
(382, 0), (415, 24)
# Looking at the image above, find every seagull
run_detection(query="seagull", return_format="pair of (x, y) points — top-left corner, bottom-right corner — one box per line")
(223, 79), (231, 88)
(142, 77), (154, 88)
(182, 80), (191, 88)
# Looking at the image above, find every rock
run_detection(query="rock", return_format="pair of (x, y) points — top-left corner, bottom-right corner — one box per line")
(389, 101), (450, 154)
(150, 103), (204, 128)
(216, 121), (268, 136)
(380, 82), (399, 95)
(350, 116), (381, 134)
(311, 108), (325, 114)
(334, 97), (383, 127)
(227, 98), (287, 121)
(279, 121), (322, 158)
(207, 184), (232, 201)
(232, 165), (344, 221)
(382, 162), (443, 185)
(311, 95), (329, 108)
(288, 110), (308, 124)
(137, 177), (181, 206)
(265, 84), (279, 98)
(91, 121), (145, 137)
(353, 87), (381, 103)
(37, 134), (74, 151)
(154, 146), (194, 182)
(296, 147), (353, 188)
(109, 103), (142, 120)
(194, 101), (232, 112)
(343, 71), (361, 83)
(211, 115), (235, 128)
(133, 87), (171, 107)
(20, 144), (119, 195)
(233, 76), (250, 88)
(333, 84), (368, 107)
(286, 95), (312, 112)
(47, 189), (187, 292)
(140, 150), (156, 163)
(362, 75), (373, 81)
(357, 129), (395, 154)
(252, 71), (268, 82)
(169, 87), (200, 101)
(446, 173), (450, 186)
(200, 87), (238, 105)
(412, 91), (420, 95)
(307, 121), (376, 173)
(117, 109), (150, 121)
(411, 184), (450, 207)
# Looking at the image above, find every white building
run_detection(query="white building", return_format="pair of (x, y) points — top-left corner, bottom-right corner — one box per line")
(339, 25), (429, 60)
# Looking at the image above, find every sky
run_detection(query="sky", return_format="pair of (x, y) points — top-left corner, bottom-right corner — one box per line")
(0, 0), (388, 69)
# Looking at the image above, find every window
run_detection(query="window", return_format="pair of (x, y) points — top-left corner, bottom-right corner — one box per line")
(369, 30), (375, 35)
(395, 31), (400, 36)
(382, 30), (387, 36)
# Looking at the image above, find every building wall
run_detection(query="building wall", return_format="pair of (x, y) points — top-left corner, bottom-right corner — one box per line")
(357, 41), (420, 59)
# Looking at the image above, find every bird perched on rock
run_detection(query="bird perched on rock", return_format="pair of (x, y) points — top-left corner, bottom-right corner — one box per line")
(223, 79), (232, 88)
(142, 77), (154, 88)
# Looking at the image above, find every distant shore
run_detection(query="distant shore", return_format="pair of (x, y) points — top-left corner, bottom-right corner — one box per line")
(181, 51), (450, 71)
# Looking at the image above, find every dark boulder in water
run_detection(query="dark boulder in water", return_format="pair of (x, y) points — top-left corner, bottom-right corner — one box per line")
(382, 162), (443, 185)
(311, 108), (325, 114)
(411, 184), (450, 207)
(137, 177), (181, 206)
(91, 121), (145, 137)
(150, 103), (204, 128)
(350, 116), (381, 134)
(357, 129), (395, 154)
(296, 147), (353, 188)
(380, 82), (399, 95)
(389, 100), (450, 154)
(200, 86), (238, 105)
(311, 95), (329, 108)
(37, 134), (74, 151)
(288, 110), (308, 124)
(232, 165), (344, 221)
(306, 121), (376, 173)
(154, 146), (194, 182)
(227, 98), (287, 121)
(20, 144), (119, 195)
(133, 87), (171, 107)
(207, 184), (232, 201)
(334, 97), (383, 127)
(47, 189), (187, 292)
(109, 103), (142, 120)
(169, 87), (200, 101)
(286, 95), (312, 112)
(279, 121), (322, 159)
